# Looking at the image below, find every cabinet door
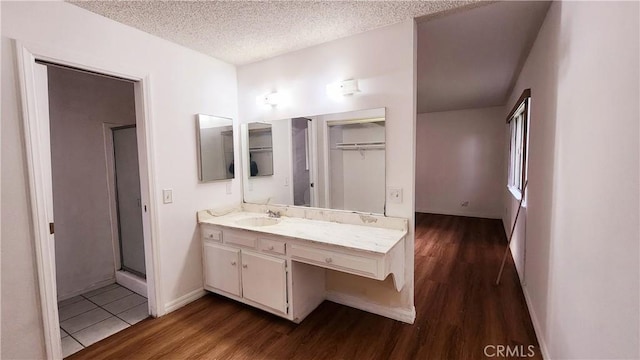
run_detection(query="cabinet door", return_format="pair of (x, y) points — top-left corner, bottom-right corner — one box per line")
(241, 250), (288, 314)
(203, 242), (241, 297)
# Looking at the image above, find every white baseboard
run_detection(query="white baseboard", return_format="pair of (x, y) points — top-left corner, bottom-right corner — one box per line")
(116, 270), (147, 298)
(58, 277), (115, 301)
(164, 288), (207, 314)
(415, 207), (501, 220)
(326, 291), (416, 324)
(522, 286), (550, 359)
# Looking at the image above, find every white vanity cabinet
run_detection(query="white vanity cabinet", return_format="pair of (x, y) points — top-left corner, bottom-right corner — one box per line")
(203, 242), (241, 297)
(198, 210), (408, 323)
(240, 251), (287, 314)
(202, 226), (289, 317)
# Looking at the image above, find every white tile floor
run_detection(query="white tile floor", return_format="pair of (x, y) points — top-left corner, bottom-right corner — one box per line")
(58, 284), (149, 358)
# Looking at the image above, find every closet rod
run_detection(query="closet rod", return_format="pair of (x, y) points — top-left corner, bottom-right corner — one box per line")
(333, 145), (385, 151)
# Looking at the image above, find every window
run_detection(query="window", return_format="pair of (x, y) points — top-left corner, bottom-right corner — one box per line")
(507, 89), (530, 199)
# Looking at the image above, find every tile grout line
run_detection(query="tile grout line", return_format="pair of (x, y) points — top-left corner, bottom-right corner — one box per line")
(61, 286), (130, 335)
(113, 303), (151, 326)
(113, 303), (149, 326)
(64, 312), (114, 335)
(117, 314), (135, 326)
(58, 304), (99, 325)
(84, 291), (146, 318)
(69, 316), (127, 348)
(60, 283), (148, 355)
(78, 283), (121, 299)
(64, 332), (86, 355)
(81, 285), (131, 304)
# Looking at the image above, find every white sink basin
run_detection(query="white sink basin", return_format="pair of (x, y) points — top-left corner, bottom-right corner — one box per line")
(236, 217), (281, 227)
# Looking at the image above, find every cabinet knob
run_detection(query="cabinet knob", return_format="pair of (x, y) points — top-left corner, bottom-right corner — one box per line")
(325, 257), (333, 264)
(209, 234), (214, 238)
(231, 261), (236, 266)
(242, 264), (248, 269)
(268, 245), (275, 250)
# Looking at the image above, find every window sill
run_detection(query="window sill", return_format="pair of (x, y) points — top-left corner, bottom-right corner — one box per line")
(508, 185), (528, 208)
(508, 185), (522, 201)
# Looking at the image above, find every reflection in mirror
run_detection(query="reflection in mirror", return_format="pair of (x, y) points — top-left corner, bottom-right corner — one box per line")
(197, 114), (234, 182)
(247, 123), (274, 176)
(242, 108), (386, 214)
(327, 118), (385, 213)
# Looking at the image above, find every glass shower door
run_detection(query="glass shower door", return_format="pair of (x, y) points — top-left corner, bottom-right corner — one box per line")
(113, 125), (146, 277)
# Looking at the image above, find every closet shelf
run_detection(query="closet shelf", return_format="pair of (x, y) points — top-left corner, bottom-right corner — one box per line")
(249, 146), (273, 153)
(334, 141), (385, 150)
(248, 128), (272, 134)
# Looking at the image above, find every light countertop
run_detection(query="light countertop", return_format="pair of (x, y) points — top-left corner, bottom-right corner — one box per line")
(198, 210), (407, 255)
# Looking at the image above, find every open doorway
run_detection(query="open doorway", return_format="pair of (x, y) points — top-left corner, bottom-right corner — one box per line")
(19, 53), (160, 358)
(41, 63), (150, 357)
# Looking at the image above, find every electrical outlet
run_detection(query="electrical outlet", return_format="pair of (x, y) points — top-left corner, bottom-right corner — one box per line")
(388, 187), (403, 204)
(162, 189), (173, 204)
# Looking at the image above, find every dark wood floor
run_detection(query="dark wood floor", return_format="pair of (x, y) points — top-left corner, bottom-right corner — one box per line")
(69, 213), (540, 360)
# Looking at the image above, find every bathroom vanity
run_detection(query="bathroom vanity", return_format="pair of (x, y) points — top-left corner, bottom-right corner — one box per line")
(197, 205), (407, 323)
(197, 107), (410, 323)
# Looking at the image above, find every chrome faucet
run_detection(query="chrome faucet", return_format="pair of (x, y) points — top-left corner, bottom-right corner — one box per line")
(266, 210), (281, 218)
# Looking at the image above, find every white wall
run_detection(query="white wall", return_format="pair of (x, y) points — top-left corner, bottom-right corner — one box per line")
(47, 66), (136, 299)
(416, 106), (505, 219)
(237, 20), (416, 319)
(504, 2), (639, 358)
(1, 2), (239, 358)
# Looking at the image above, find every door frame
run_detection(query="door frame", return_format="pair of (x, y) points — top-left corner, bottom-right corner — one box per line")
(15, 39), (163, 359)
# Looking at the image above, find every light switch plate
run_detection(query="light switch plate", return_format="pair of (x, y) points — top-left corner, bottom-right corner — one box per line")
(226, 182), (232, 195)
(162, 189), (173, 204)
(388, 187), (403, 204)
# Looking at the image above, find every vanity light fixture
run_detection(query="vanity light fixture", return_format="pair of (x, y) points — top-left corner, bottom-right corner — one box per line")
(326, 79), (360, 97)
(257, 92), (281, 106)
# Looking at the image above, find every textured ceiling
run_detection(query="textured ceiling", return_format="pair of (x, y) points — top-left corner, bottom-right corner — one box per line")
(70, 0), (480, 65)
(417, 1), (551, 113)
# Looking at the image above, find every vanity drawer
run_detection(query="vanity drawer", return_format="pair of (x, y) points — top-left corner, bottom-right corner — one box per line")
(224, 230), (257, 249)
(289, 245), (378, 277)
(201, 226), (222, 242)
(259, 238), (286, 255)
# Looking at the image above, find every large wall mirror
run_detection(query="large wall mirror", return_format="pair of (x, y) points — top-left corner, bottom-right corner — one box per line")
(241, 108), (386, 214)
(196, 114), (234, 182)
